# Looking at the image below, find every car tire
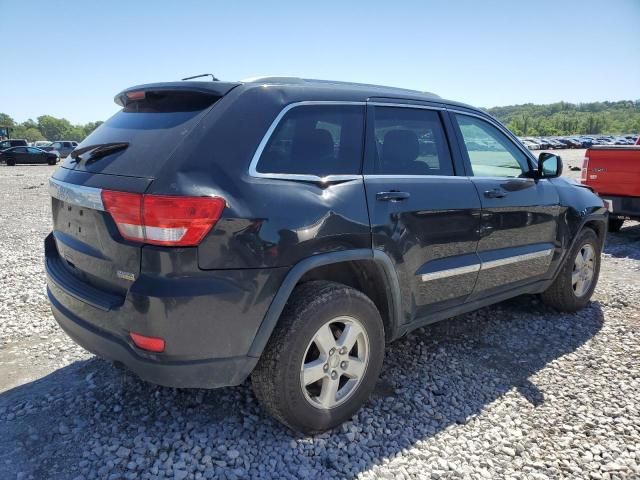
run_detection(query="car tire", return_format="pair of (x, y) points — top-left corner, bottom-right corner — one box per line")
(6, 159), (15, 166)
(251, 280), (385, 434)
(608, 218), (624, 233)
(48, 158), (56, 166)
(541, 228), (601, 312)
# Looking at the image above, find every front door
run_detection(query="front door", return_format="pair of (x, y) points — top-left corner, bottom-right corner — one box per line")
(363, 103), (482, 324)
(450, 111), (560, 299)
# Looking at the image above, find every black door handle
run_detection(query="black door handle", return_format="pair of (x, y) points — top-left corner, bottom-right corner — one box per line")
(484, 188), (507, 199)
(376, 191), (410, 202)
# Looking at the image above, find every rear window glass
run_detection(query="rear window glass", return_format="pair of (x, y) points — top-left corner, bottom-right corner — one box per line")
(257, 105), (364, 176)
(123, 91), (218, 113)
(65, 92), (220, 178)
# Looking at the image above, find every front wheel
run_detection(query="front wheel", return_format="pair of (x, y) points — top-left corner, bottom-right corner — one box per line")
(251, 281), (385, 434)
(541, 228), (601, 312)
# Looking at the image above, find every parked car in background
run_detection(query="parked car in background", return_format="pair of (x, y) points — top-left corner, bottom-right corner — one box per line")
(0, 139), (28, 151)
(534, 138), (551, 149)
(521, 139), (539, 150)
(0, 146), (59, 165)
(45, 76), (607, 433)
(577, 137), (595, 148)
(582, 144), (640, 232)
(32, 140), (52, 148)
(41, 140), (78, 158)
(547, 139), (566, 149)
(557, 138), (582, 149)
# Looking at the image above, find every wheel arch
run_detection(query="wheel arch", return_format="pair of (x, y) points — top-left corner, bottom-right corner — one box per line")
(247, 249), (402, 358)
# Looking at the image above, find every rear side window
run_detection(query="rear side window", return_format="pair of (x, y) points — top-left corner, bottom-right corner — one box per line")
(256, 105), (364, 176)
(367, 107), (454, 175)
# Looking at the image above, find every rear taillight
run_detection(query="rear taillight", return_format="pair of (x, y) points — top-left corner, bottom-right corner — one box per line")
(101, 191), (225, 246)
(580, 155), (589, 183)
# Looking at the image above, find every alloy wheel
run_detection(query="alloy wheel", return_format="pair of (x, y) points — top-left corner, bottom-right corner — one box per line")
(300, 316), (369, 409)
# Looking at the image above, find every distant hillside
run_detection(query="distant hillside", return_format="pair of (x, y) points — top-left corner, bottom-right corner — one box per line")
(486, 100), (640, 136)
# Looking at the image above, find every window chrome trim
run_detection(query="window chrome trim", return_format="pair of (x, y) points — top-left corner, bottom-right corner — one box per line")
(364, 174), (463, 180)
(421, 264), (480, 282)
(420, 248), (554, 282)
(367, 102), (444, 111)
(49, 178), (104, 211)
(248, 101), (366, 182)
(447, 108), (538, 168)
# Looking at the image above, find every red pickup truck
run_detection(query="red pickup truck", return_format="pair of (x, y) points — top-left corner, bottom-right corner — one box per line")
(582, 144), (640, 231)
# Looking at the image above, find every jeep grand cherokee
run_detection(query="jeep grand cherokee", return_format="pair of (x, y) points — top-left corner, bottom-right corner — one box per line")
(45, 77), (607, 433)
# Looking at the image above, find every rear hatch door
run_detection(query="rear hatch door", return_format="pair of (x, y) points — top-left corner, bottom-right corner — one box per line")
(50, 82), (239, 296)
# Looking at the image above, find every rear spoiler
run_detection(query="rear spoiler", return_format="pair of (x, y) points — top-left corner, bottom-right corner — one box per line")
(114, 81), (240, 106)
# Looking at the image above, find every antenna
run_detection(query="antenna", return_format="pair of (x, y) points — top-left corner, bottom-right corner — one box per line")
(181, 73), (219, 81)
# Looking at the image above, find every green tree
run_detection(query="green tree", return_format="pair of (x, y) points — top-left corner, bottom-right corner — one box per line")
(37, 115), (74, 141)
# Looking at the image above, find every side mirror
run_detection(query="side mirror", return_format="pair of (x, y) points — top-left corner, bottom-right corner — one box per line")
(537, 152), (563, 178)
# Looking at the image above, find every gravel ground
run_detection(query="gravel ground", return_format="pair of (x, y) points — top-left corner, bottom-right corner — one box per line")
(1, 161), (639, 480)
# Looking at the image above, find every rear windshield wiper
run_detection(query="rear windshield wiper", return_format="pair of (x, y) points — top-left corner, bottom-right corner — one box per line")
(70, 142), (129, 163)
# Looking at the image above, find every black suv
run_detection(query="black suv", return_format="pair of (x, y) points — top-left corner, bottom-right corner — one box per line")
(45, 77), (607, 433)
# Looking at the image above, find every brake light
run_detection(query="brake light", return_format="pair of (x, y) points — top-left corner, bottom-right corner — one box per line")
(129, 332), (165, 352)
(101, 191), (225, 246)
(126, 90), (146, 101)
(580, 156), (589, 183)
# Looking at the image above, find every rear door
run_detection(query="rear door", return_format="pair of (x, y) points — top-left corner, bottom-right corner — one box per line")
(449, 111), (560, 299)
(363, 102), (482, 323)
(12, 147), (28, 163)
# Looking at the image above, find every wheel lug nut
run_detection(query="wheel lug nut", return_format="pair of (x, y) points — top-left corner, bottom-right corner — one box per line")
(331, 371), (338, 379)
(329, 348), (335, 355)
(339, 347), (347, 355)
(340, 361), (347, 369)
(323, 363), (329, 372)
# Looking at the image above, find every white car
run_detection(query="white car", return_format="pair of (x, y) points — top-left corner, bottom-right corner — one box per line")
(521, 139), (540, 150)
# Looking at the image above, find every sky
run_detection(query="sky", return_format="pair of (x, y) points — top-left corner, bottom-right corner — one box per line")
(1, 0), (639, 124)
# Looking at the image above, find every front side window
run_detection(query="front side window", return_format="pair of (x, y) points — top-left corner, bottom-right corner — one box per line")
(454, 114), (529, 177)
(52, 142), (62, 149)
(368, 107), (454, 175)
(256, 105), (364, 176)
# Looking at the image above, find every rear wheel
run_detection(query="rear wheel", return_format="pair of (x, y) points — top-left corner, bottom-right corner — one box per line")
(541, 228), (601, 312)
(6, 159), (15, 166)
(608, 218), (624, 233)
(251, 281), (385, 433)
(47, 158), (56, 165)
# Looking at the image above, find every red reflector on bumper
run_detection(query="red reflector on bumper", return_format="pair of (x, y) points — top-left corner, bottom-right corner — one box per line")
(129, 332), (165, 352)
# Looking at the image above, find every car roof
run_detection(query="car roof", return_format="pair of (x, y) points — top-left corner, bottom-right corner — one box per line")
(115, 76), (480, 113)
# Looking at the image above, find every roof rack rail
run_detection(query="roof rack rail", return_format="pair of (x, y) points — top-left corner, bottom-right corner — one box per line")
(241, 76), (440, 98)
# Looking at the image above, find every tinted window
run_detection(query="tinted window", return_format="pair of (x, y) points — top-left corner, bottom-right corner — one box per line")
(13, 147), (27, 153)
(27, 147), (41, 153)
(368, 107), (454, 175)
(257, 105), (364, 176)
(455, 114), (529, 177)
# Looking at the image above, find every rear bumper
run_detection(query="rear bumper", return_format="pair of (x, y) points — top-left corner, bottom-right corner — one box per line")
(49, 291), (257, 388)
(600, 195), (640, 220)
(45, 233), (286, 388)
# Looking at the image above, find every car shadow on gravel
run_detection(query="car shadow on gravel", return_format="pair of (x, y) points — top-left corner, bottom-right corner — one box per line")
(604, 222), (640, 260)
(0, 296), (604, 480)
